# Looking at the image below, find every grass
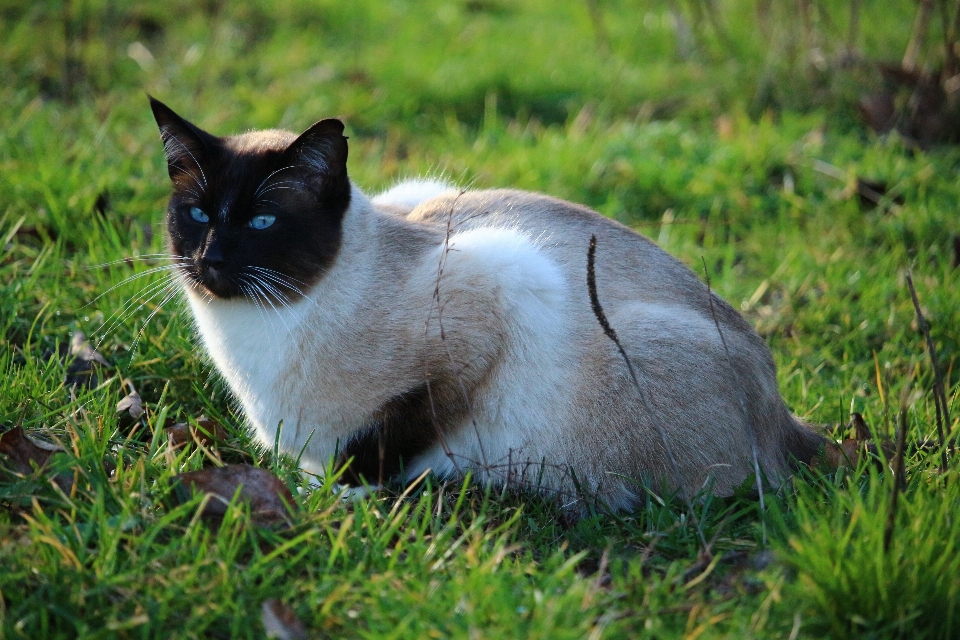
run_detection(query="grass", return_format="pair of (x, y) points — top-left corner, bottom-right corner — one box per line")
(1, 0), (959, 637)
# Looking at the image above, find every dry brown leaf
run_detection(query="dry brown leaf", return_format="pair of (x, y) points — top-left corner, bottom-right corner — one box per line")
(116, 392), (144, 419)
(165, 417), (227, 448)
(0, 425), (72, 492)
(65, 331), (110, 388)
(0, 424), (63, 474)
(711, 550), (777, 598)
(70, 331), (109, 366)
(115, 383), (147, 434)
(850, 412), (871, 443)
(812, 439), (860, 469)
(858, 91), (896, 134)
(261, 599), (308, 640)
(856, 178), (905, 209)
(860, 65), (960, 148)
(172, 464), (295, 526)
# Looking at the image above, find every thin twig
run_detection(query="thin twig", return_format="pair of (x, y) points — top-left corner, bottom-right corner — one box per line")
(883, 408), (908, 553)
(701, 257), (767, 547)
(587, 235), (708, 552)
(903, 0), (935, 72)
(422, 191), (468, 476)
(939, 0), (959, 76)
(874, 350), (891, 440)
(905, 273), (951, 473)
(953, 1), (960, 76)
(846, 0), (860, 52)
(583, 0), (610, 54)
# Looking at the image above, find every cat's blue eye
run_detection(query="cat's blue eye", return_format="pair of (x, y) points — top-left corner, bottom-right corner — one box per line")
(189, 206), (209, 223)
(249, 214), (276, 230)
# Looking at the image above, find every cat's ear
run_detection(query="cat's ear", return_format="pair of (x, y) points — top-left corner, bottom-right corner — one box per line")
(149, 96), (218, 182)
(284, 118), (349, 182)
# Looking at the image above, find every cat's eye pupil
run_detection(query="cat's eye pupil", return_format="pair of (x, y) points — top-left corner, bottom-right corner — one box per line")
(249, 214), (276, 230)
(189, 206), (209, 223)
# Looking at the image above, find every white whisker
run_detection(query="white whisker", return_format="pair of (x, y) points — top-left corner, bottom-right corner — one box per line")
(83, 263), (188, 308)
(94, 276), (178, 350)
(251, 274), (294, 308)
(254, 199), (283, 209)
(161, 129), (208, 189)
(241, 272), (304, 357)
(89, 253), (188, 269)
(238, 278), (282, 351)
(129, 284), (183, 356)
(254, 185), (301, 197)
(250, 265), (308, 290)
(251, 271), (305, 298)
(254, 168), (299, 198)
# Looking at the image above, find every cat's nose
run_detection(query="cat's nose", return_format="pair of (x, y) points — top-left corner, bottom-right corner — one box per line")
(201, 240), (225, 270)
(201, 255), (225, 270)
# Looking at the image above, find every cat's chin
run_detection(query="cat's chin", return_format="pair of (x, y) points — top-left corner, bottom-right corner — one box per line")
(199, 282), (243, 300)
(186, 272), (244, 300)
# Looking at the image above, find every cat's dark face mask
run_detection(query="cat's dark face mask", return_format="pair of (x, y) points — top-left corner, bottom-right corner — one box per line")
(150, 98), (350, 302)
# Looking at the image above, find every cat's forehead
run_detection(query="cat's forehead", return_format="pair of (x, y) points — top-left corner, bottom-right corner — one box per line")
(223, 129), (298, 155)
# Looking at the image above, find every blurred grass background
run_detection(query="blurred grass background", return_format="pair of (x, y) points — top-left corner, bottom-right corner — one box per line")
(2, 1), (960, 638)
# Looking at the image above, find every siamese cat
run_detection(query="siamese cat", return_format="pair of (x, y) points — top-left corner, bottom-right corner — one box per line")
(150, 98), (823, 509)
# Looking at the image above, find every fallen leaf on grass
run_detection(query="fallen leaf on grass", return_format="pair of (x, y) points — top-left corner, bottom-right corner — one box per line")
(811, 414), (899, 471)
(165, 417), (227, 448)
(0, 424), (72, 492)
(850, 412), (871, 442)
(115, 380), (148, 434)
(261, 599), (308, 640)
(116, 392), (144, 420)
(858, 91), (896, 134)
(0, 424), (63, 474)
(116, 390), (145, 434)
(812, 439), (860, 469)
(65, 331), (110, 388)
(93, 189), (110, 216)
(860, 65), (960, 148)
(711, 550), (777, 598)
(856, 178), (905, 209)
(172, 465), (295, 526)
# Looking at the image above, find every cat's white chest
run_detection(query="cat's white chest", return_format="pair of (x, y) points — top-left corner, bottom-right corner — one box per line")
(185, 293), (303, 435)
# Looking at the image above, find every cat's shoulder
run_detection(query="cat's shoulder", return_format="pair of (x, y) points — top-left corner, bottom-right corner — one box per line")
(415, 224), (568, 317)
(373, 181), (612, 232)
(372, 178), (457, 210)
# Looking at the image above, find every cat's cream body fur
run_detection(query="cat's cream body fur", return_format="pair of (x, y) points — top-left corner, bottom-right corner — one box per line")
(184, 178), (818, 508)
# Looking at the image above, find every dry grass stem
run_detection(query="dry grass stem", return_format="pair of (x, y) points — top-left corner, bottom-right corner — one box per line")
(701, 256), (767, 547)
(586, 234), (708, 552)
(905, 273), (951, 473)
(883, 409), (909, 553)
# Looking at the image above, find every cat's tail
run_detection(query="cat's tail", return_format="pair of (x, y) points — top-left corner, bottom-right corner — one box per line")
(780, 414), (827, 469)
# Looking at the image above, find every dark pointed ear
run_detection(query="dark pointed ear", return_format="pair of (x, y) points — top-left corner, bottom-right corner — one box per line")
(149, 96), (218, 182)
(284, 118), (348, 181)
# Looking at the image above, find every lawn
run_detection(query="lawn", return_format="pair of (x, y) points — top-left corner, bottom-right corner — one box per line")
(1, 1), (959, 638)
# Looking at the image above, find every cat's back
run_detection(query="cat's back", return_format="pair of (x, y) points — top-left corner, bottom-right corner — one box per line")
(404, 188), (719, 315)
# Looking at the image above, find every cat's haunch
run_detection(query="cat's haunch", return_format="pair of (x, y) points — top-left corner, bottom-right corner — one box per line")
(152, 99), (824, 510)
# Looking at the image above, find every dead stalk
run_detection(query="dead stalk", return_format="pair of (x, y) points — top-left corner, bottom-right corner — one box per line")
(846, 0), (860, 51)
(905, 273), (951, 473)
(883, 408), (909, 553)
(874, 350), (891, 440)
(422, 191), (468, 475)
(587, 235), (708, 552)
(700, 257), (767, 547)
(903, 0), (935, 72)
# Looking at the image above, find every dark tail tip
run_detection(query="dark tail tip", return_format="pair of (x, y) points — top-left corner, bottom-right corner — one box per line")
(784, 419), (828, 468)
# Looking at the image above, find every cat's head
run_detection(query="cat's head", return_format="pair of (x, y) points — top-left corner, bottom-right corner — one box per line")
(150, 98), (350, 301)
